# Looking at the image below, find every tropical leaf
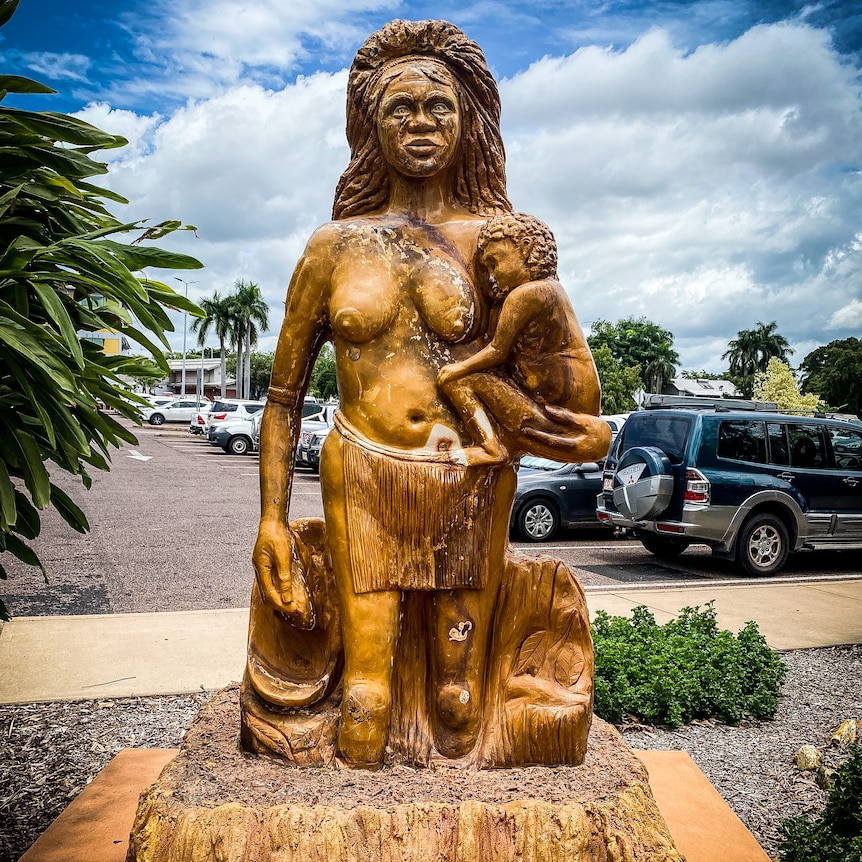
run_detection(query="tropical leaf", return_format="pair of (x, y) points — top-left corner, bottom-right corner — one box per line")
(0, 0), (205, 616)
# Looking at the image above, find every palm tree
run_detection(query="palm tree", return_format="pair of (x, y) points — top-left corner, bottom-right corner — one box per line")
(228, 280), (269, 399)
(644, 347), (677, 394)
(191, 292), (232, 397)
(723, 321), (793, 397)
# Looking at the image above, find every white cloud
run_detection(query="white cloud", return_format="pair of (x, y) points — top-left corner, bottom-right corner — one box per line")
(501, 23), (862, 368)
(108, 0), (398, 104)
(828, 300), (862, 329)
(81, 19), (862, 368)
(16, 51), (91, 82)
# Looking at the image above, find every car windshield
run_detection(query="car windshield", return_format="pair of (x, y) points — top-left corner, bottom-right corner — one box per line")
(618, 414), (692, 463)
(520, 456), (564, 471)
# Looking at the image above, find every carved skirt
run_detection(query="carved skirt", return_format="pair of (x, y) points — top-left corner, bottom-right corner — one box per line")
(335, 413), (497, 593)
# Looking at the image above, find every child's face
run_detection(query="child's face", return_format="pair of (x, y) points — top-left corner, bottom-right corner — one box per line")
(481, 238), (532, 297)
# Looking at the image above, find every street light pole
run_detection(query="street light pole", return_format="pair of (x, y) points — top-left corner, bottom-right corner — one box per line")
(174, 278), (197, 398)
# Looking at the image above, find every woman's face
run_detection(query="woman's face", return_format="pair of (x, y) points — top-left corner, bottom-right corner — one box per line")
(376, 64), (461, 179)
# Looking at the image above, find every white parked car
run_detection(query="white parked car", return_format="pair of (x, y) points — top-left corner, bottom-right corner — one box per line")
(189, 403), (214, 435)
(143, 398), (209, 426)
(205, 399), (266, 436)
(209, 416), (258, 455)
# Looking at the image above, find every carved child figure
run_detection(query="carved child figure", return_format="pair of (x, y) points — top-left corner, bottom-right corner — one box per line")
(438, 212), (606, 466)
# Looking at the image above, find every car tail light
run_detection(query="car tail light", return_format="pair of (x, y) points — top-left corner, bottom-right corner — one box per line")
(196, 415), (205, 425)
(657, 523), (686, 534)
(684, 468), (710, 504)
(596, 511), (610, 522)
(212, 412), (228, 420)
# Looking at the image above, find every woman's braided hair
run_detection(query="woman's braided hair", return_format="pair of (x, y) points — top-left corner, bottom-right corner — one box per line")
(333, 19), (511, 219)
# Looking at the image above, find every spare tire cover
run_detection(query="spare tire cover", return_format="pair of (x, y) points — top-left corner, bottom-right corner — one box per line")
(612, 446), (674, 521)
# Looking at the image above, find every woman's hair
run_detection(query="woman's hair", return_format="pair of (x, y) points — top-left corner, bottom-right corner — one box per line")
(333, 19), (511, 220)
(477, 212), (558, 280)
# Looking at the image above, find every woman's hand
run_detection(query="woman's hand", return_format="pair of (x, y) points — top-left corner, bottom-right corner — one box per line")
(253, 519), (317, 630)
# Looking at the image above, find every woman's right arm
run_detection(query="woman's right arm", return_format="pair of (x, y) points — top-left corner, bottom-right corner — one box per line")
(253, 228), (333, 627)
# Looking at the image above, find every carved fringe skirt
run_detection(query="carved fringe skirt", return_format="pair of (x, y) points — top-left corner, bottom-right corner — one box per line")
(336, 415), (496, 593)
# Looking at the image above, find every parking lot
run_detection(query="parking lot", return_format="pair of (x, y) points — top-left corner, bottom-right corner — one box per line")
(2, 418), (860, 619)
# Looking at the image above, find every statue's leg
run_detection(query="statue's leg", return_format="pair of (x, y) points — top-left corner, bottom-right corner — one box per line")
(320, 433), (401, 768)
(440, 375), (508, 466)
(429, 464), (516, 759)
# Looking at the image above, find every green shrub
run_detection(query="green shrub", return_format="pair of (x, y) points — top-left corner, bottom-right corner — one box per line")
(779, 744), (862, 861)
(591, 601), (786, 727)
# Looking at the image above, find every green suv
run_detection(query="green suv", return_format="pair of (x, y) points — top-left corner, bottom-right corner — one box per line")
(596, 408), (862, 576)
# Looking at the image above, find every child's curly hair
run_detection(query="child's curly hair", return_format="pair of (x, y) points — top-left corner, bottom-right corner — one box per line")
(477, 212), (558, 280)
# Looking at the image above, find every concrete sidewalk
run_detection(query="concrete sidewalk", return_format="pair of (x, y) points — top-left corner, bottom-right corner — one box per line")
(1, 579), (861, 705)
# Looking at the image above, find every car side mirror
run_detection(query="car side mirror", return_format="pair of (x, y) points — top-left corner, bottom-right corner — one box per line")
(578, 462), (600, 473)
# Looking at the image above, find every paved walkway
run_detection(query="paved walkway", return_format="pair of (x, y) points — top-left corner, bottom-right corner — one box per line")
(1, 579), (861, 704)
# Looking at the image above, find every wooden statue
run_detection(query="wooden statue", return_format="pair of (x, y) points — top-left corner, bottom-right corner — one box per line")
(242, 18), (611, 770)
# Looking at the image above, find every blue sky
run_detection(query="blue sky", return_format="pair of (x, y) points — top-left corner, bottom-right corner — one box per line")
(3, 0), (862, 374)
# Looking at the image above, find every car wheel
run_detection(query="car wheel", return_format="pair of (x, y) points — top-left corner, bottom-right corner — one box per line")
(148, 413), (165, 426)
(736, 513), (789, 576)
(225, 435), (251, 456)
(516, 499), (560, 542)
(640, 533), (690, 559)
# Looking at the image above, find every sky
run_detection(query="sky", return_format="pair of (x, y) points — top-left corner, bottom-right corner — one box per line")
(3, 0), (862, 374)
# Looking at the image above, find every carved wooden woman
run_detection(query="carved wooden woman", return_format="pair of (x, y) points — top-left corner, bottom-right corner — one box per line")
(243, 19), (609, 770)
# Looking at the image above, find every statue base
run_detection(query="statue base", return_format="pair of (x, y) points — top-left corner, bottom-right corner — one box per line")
(127, 686), (684, 862)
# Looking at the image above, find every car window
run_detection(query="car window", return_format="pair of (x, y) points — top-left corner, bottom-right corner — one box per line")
(767, 423), (790, 465)
(786, 423), (827, 469)
(828, 426), (862, 470)
(212, 402), (238, 413)
(245, 404), (264, 414)
(520, 456), (563, 471)
(717, 420), (766, 464)
(618, 415), (692, 463)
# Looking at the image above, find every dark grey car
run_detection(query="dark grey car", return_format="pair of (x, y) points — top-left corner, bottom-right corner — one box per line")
(511, 456), (610, 541)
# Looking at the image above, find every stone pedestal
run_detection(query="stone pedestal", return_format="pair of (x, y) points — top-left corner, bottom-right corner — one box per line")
(127, 687), (684, 862)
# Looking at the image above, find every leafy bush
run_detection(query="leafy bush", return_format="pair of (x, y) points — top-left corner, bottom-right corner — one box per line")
(779, 744), (862, 861)
(591, 602), (786, 727)
(0, 0), (202, 618)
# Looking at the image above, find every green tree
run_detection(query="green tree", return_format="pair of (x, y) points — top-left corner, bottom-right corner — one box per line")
(723, 321), (793, 398)
(228, 280), (269, 399)
(0, 0), (202, 619)
(248, 351), (274, 399)
(799, 338), (862, 418)
(681, 369), (726, 380)
(753, 358), (824, 413)
(191, 291), (232, 397)
(311, 344), (338, 401)
(592, 345), (642, 414)
(588, 317), (679, 393)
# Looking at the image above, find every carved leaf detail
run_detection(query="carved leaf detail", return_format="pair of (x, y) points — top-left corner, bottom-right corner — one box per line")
(514, 631), (548, 676)
(553, 641), (587, 688)
(289, 722), (324, 752)
(245, 714), (292, 758)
